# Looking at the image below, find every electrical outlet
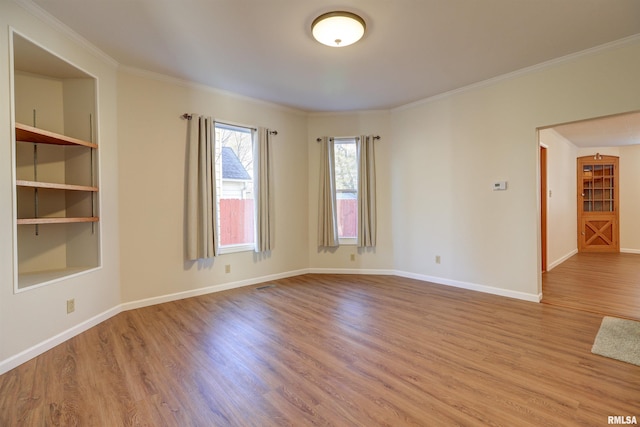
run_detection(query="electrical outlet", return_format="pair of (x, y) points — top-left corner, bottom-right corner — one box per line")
(350, 254), (356, 262)
(435, 255), (441, 264)
(225, 264), (231, 274)
(67, 298), (75, 314)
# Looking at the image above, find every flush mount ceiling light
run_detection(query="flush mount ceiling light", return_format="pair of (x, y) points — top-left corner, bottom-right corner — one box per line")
(311, 11), (366, 47)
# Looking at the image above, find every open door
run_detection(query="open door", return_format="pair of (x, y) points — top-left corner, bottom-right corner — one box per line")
(540, 145), (547, 272)
(577, 154), (619, 252)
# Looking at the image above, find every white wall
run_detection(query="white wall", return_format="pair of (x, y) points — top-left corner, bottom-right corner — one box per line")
(390, 38), (640, 300)
(0, 1), (120, 371)
(307, 111), (394, 272)
(577, 146), (621, 157)
(117, 70), (309, 303)
(620, 144), (640, 252)
(539, 129), (578, 269)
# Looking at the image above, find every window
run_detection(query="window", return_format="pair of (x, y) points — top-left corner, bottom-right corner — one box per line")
(215, 123), (255, 253)
(334, 138), (358, 242)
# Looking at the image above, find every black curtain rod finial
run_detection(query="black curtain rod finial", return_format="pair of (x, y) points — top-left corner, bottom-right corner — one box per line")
(181, 113), (193, 120)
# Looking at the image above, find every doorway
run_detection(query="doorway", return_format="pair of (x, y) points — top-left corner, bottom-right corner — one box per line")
(539, 110), (640, 318)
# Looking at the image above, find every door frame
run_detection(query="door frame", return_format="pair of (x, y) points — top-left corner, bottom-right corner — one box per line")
(540, 144), (547, 272)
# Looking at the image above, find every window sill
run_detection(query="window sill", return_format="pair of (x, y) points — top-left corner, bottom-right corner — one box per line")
(339, 237), (357, 246)
(219, 244), (254, 254)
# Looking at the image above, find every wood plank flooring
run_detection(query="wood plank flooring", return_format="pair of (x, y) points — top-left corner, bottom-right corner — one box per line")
(542, 252), (640, 321)
(1, 274), (638, 426)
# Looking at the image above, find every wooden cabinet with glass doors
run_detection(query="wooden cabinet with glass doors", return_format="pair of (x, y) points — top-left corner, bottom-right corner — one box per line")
(577, 155), (619, 252)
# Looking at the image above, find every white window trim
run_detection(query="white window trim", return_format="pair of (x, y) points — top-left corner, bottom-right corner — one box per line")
(215, 121), (256, 254)
(219, 243), (255, 255)
(339, 237), (357, 246)
(335, 137), (358, 243)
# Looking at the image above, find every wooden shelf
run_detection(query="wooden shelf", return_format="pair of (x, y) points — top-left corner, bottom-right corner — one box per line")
(15, 122), (97, 149)
(17, 217), (99, 225)
(16, 180), (98, 192)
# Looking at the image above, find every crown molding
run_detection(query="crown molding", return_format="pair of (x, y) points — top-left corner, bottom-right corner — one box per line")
(118, 65), (309, 116)
(394, 33), (640, 113)
(13, 0), (119, 68)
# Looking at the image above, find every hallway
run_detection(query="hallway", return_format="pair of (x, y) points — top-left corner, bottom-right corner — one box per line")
(542, 252), (640, 320)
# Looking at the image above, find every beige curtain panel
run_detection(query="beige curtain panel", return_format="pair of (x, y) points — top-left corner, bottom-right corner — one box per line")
(254, 127), (274, 252)
(318, 136), (339, 247)
(357, 135), (377, 247)
(186, 115), (218, 259)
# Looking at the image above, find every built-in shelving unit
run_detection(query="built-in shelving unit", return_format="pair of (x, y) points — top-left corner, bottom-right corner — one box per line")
(15, 123), (99, 226)
(12, 32), (101, 291)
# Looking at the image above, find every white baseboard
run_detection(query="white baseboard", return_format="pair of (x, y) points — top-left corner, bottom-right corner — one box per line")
(120, 268), (310, 311)
(547, 248), (640, 265)
(0, 269), (309, 375)
(394, 270), (542, 303)
(547, 249), (578, 271)
(306, 268), (541, 302)
(0, 267), (541, 375)
(621, 248), (640, 254)
(308, 268), (395, 275)
(0, 305), (121, 375)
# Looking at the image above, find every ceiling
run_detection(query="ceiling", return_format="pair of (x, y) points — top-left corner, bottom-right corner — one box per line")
(25, 0), (640, 113)
(553, 112), (640, 148)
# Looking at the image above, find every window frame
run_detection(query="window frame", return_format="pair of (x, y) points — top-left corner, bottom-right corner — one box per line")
(214, 122), (256, 254)
(333, 137), (358, 245)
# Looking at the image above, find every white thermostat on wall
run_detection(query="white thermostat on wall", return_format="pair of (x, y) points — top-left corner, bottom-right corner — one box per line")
(493, 181), (507, 191)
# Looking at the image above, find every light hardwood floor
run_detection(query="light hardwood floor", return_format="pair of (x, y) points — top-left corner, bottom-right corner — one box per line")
(542, 252), (640, 321)
(1, 274), (638, 426)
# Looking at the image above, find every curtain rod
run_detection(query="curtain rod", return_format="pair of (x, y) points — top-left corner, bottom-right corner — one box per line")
(181, 114), (277, 135)
(316, 135), (381, 142)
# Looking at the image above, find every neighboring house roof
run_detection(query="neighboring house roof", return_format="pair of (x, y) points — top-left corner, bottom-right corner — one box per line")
(222, 146), (251, 180)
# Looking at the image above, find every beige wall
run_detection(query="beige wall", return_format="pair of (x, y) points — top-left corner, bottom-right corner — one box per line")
(0, 1), (120, 367)
(14, 73), (68, 272)
(117, 70), (309, 303)
(620, 144), (640, 252)
(539, 129), (578, 269)
(307, 111), (394, 271)
(390, 38), (640, 299)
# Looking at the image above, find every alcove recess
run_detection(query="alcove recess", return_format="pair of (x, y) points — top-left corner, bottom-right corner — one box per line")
(13, 33), (100, 290)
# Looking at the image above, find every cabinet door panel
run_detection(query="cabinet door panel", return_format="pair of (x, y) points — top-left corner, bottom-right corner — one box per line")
(577, 156), (619, 252)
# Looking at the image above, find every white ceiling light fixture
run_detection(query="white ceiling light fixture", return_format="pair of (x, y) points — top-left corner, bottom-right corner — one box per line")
(311, 11), (366, 47)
